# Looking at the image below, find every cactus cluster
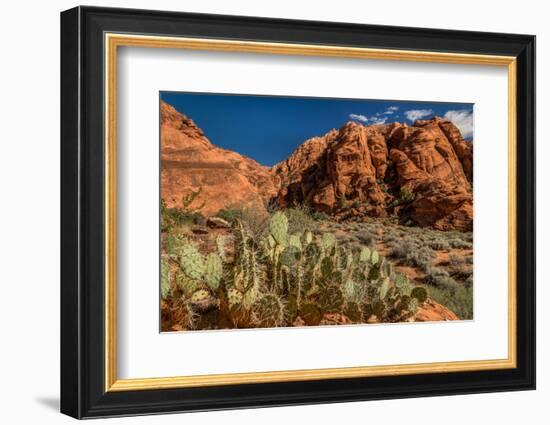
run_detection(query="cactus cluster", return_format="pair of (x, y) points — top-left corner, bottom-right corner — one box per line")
(162, 210), (431, 330)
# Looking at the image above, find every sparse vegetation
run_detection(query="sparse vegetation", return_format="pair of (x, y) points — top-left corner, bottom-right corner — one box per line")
(161, 209), (434, 330)
(161, 203), (474, 330)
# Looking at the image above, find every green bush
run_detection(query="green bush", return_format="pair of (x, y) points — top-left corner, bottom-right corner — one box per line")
(399, 186), (416, 203)
(427, 285), (473, 320)
(285, 205), (316, 235)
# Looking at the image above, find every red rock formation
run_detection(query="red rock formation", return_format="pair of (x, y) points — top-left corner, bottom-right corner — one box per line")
(160, 101), (278, 216)
(273, 117), (473, 231)
(161, 100), (473, 231)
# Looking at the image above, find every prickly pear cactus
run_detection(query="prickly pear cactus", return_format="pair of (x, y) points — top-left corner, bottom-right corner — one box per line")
(343, 279), (357, 300)
(344, 301), (363, 323)
(304, 230), (313, 245)
(317, 285), (344, 313)
(216, 234), (230, 263)
(379, 277), (390, 300)
(289, 233), (302, 250)
(395, 273), (411, 296)
(166, 234), (186, 259)
(371, 250), (380, 265)
(191, 289), (210, 302)
(320, 257), (334, 282)
(204, 253), (223, 290)
(269, 212), (288, 245)
(367, 263), (381, 281)
(242, 280), (259, 309)
(372, 299), (386, 319)
(280, 245), (301, 267)
(320, 233), (335, 250)
(359, 246), (371, 262)
(227, 287), (243, 309)
(411, 286), (428, 303)
(254, 294), (284, 327)
(409, 297), (419, 314)
(176, 270), (199, 296)
(300, 302), (323, 326)
(189, 289), (213, 312)
(179, 243), (205, 280)
(160, 258), (171, 299)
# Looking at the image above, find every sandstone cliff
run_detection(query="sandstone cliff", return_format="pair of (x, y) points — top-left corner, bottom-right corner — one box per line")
(273, 117), (473, 231)
(160, 101), (278, 216)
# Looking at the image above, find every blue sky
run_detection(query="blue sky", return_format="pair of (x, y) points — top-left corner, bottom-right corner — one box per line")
(161, 92), (473, 167)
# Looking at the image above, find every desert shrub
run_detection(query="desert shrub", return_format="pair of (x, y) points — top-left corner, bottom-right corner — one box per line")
(447, 237), (472, 249)
(425, 266), (459, 290)
(428, 237), (451, 250)
(161, 199), (202, 232)
(356, 230), (376, 246)
(311, 210), (330, 221)
(217, 206), (268, 238)
(285, 205), (316, 234)
(448, 254), (465, 268)
(390, 187), (416, 208)
(216, 208), (243, 223)
(388, 238), (434, 271)
(383, 232), (398, 244)
(399, 187), (416, 203)
(427, 285), (473, 320)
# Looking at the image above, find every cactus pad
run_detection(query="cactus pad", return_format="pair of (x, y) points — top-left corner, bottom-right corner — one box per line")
(320, 233), (336, 250)
(411, 286), (428, 303)
(204, 253), (223, 290)
(317, 285), (345, 313)
(254, 294), (284, 327)
(160, 258), (171, 299)
(269, 212), (288, 244)
(227, 287), (243, 308)
(359, 246), (371, 262)
(179, 243), (205, 280)
(280, 245), (301, 267)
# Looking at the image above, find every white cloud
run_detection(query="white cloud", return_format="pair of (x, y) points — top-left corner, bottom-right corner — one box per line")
(383, 106), (399, 115)
(349, 113), (388, 125)
(349, 113), (368, 122)
(404, 109), (433, 122)
(370, 116), (389, 125)
(444, 109), (474, 138)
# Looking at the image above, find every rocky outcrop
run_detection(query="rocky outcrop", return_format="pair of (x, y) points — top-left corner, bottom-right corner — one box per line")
(414, 299), (460, 322)
(160, 101), (278, 216)
(161, 100), (473, 231)
(273, 117), (473, 231)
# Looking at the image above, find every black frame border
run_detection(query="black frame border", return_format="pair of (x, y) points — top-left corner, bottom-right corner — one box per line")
(60, 6), (535, 419)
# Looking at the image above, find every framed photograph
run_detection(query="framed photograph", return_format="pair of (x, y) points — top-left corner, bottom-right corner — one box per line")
(60, 6), (535, 419)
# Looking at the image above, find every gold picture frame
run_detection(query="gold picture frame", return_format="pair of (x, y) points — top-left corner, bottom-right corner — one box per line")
(104, 33), (517, 392)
